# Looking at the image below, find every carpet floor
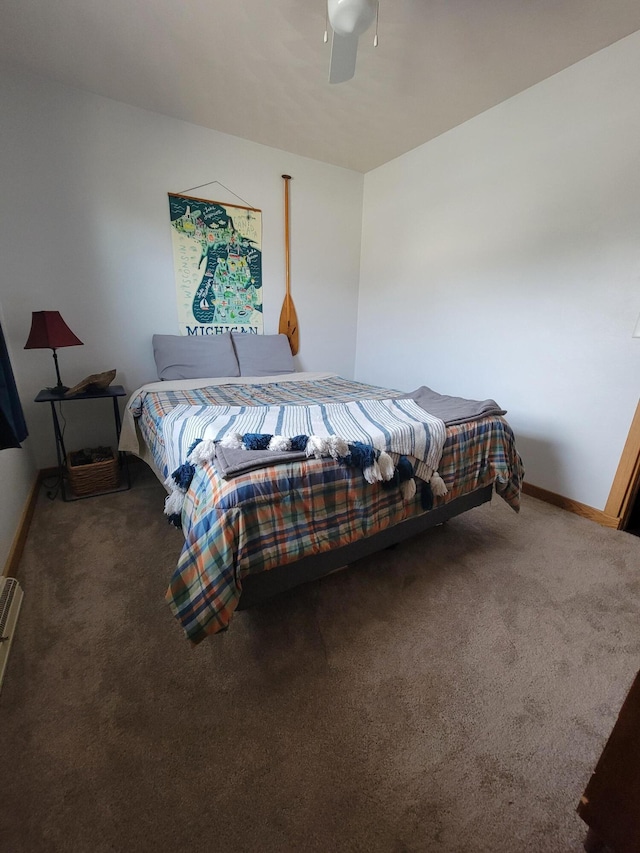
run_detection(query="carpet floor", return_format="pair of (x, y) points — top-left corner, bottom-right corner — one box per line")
(1, 465), (639, 853)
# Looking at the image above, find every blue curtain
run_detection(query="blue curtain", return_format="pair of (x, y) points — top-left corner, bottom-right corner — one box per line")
(0, 322), (28, 449)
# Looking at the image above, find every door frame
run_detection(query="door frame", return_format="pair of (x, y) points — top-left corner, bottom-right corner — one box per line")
(605, 401), (640, 530)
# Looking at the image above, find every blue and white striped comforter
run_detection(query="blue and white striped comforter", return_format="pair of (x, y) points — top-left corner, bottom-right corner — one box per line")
(161, 398), (447, 483)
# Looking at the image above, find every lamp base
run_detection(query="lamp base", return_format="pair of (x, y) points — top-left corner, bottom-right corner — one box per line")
(46, 384), (68, 396)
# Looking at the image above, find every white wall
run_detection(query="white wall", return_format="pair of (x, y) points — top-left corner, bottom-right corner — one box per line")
(0, 73), (364, 468)
(357, 31), (640, 511)
(0, 447), (35, 571)
(0, 300), (36, 570)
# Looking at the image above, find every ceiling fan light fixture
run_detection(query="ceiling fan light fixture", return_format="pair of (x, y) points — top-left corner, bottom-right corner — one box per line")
(327, 0), (377, 38)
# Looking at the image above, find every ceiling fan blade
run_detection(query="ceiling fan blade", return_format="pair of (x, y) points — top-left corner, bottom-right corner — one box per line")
(329, 31), (359, 84)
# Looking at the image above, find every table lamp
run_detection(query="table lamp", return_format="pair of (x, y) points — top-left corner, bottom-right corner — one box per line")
(24, 311), (83, 394)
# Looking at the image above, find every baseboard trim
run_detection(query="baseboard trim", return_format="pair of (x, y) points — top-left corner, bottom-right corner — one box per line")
(2, 472), (42, 578)
(522, 483), (621, 529)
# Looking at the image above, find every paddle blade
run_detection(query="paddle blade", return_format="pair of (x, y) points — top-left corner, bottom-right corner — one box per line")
(278, 294), (299, 356)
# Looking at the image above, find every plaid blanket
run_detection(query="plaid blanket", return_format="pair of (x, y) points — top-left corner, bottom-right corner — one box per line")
(168, 415), (523, 643)
(123, 375), (524, 643)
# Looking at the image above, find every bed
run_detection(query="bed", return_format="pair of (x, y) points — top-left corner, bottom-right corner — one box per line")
(120, 333), (524, 643)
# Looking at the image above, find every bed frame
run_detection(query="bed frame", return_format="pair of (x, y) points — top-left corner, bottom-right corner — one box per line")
(237, 483), (494, 609)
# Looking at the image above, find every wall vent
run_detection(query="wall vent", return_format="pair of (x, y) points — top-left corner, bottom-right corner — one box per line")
(0, 577), (24, 693)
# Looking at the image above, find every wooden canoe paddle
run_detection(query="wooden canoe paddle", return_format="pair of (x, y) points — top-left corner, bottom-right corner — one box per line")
(278, 174), (299, 355)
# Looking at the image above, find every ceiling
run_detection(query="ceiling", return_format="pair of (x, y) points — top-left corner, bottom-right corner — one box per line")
(2, 0), (640, 172)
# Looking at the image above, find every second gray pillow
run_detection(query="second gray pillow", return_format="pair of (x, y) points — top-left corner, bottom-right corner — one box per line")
(231, 333), (295, 376)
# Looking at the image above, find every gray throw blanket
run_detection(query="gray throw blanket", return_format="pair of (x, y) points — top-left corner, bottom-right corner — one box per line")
(213, 387), (505, 480)
(215, 443), (307, 479)
(399, 386), (506, 426)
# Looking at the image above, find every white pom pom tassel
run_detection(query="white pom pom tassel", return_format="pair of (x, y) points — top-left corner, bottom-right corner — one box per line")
(400, 478), (417, 500)
(327, 436), (349, 459)
(189, 438), (216, 466)
(363, 466), (376, 484)
(164, 487), (185, 517)
(363, 459), (383, 484)
(430, 472), (448, 496)
(219, 432), (243, 450)
(306, 435), (329, 459)
(268, 435), (292, 452)
(377, 451), (395, 481)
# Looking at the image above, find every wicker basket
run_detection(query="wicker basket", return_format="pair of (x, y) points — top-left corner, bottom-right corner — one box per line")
(67, 447), (119, 496)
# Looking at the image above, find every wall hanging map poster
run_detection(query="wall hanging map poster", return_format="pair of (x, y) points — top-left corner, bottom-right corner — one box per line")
(168, 193), (263, 336)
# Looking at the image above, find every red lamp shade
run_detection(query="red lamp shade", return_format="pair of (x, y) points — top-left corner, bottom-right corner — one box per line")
(24, 311), (83, 350)
(24, 311), (83, 393)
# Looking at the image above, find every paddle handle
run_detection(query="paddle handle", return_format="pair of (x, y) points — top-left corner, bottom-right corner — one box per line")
(279, 174), (299, 354)
(282, 175), (291, 301)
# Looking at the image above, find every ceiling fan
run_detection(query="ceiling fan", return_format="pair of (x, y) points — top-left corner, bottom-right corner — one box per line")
(325, 0), (379, 84)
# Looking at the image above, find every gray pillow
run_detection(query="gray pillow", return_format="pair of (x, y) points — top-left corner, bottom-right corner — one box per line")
(152, 333), (240, 380)
(231, 333), (295, 376)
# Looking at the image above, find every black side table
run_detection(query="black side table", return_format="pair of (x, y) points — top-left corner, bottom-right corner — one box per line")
(35, 384), (131, 501)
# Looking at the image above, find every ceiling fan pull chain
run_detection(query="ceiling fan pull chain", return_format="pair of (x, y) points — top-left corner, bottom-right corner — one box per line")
(373, 1), (379, 46)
